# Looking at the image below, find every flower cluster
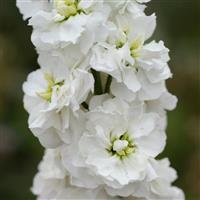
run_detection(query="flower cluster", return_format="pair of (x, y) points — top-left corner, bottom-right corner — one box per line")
(17, 0), (184, 199)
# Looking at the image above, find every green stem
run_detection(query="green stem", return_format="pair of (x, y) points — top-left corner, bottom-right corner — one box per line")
(91, 69), (103, 95)
(104, 75), (112, 93)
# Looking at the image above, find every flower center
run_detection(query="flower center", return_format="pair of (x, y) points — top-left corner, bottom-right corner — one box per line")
(107, 132), (136, 159)
(113, 30), (128, 49)
(37, 73), (64, 102)
(113, 31), (144, 59)
(130, 36), (144, 58)
(54, 0), (79, 18)
(113, 140), (128, 152)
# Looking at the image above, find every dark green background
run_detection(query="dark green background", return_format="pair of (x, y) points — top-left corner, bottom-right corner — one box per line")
(0, 0), (199, 199)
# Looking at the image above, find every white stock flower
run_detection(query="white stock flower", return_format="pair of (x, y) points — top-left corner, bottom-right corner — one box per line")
(106, 158), (185, 200)
(107, 0), (151, 17)
(17, 0), (184, 198)
(17, 0), (51, 20)
(23, 66), (93, 148)
(17, 0), (111, 53)
(32, 149), (118, 200)
(90, 12), (171, 101)
(37, 44), (90, 74)
(61, 96), (166, 190)
(31, 149), (67, 199)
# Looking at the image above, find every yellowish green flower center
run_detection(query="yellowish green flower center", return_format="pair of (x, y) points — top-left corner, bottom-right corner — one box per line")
(130, 36), (144, 58)
(54, 0), (80, 19)
(37, 73), (64, 102)
(116, 40), (125, 49)
(115, 30), (128, 49)
(107, 132), (136, 159)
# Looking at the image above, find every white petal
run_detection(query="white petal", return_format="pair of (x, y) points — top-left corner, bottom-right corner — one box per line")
(129, 113), (157, 138)
(123, 67), (141, 92)
(111, 80), (136, 102)
(136, 130), (166, 157)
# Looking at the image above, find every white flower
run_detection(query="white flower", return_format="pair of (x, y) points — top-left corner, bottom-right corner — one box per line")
(90, 13), (171, 101)
(23, 66), (93, 148)
(17, 0), (111, 53)
(107, 0), (150, 17)
(17, 0), (51, 20)
(35, 149), (67, 180)
(106, 158), (185, 200)
(37, 44), (90, 75)
(17, 0), (184, 198)
(61, 96), (166, 189)
(31, 149), (67, 199)
(108, 12), (156, 48)
(32, 149), (117, 200)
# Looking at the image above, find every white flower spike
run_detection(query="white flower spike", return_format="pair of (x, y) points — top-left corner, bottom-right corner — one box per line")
(17, 0), (184, 199)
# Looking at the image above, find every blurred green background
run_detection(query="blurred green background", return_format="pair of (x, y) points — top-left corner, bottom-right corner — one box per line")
(0, 0), (199, 199)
